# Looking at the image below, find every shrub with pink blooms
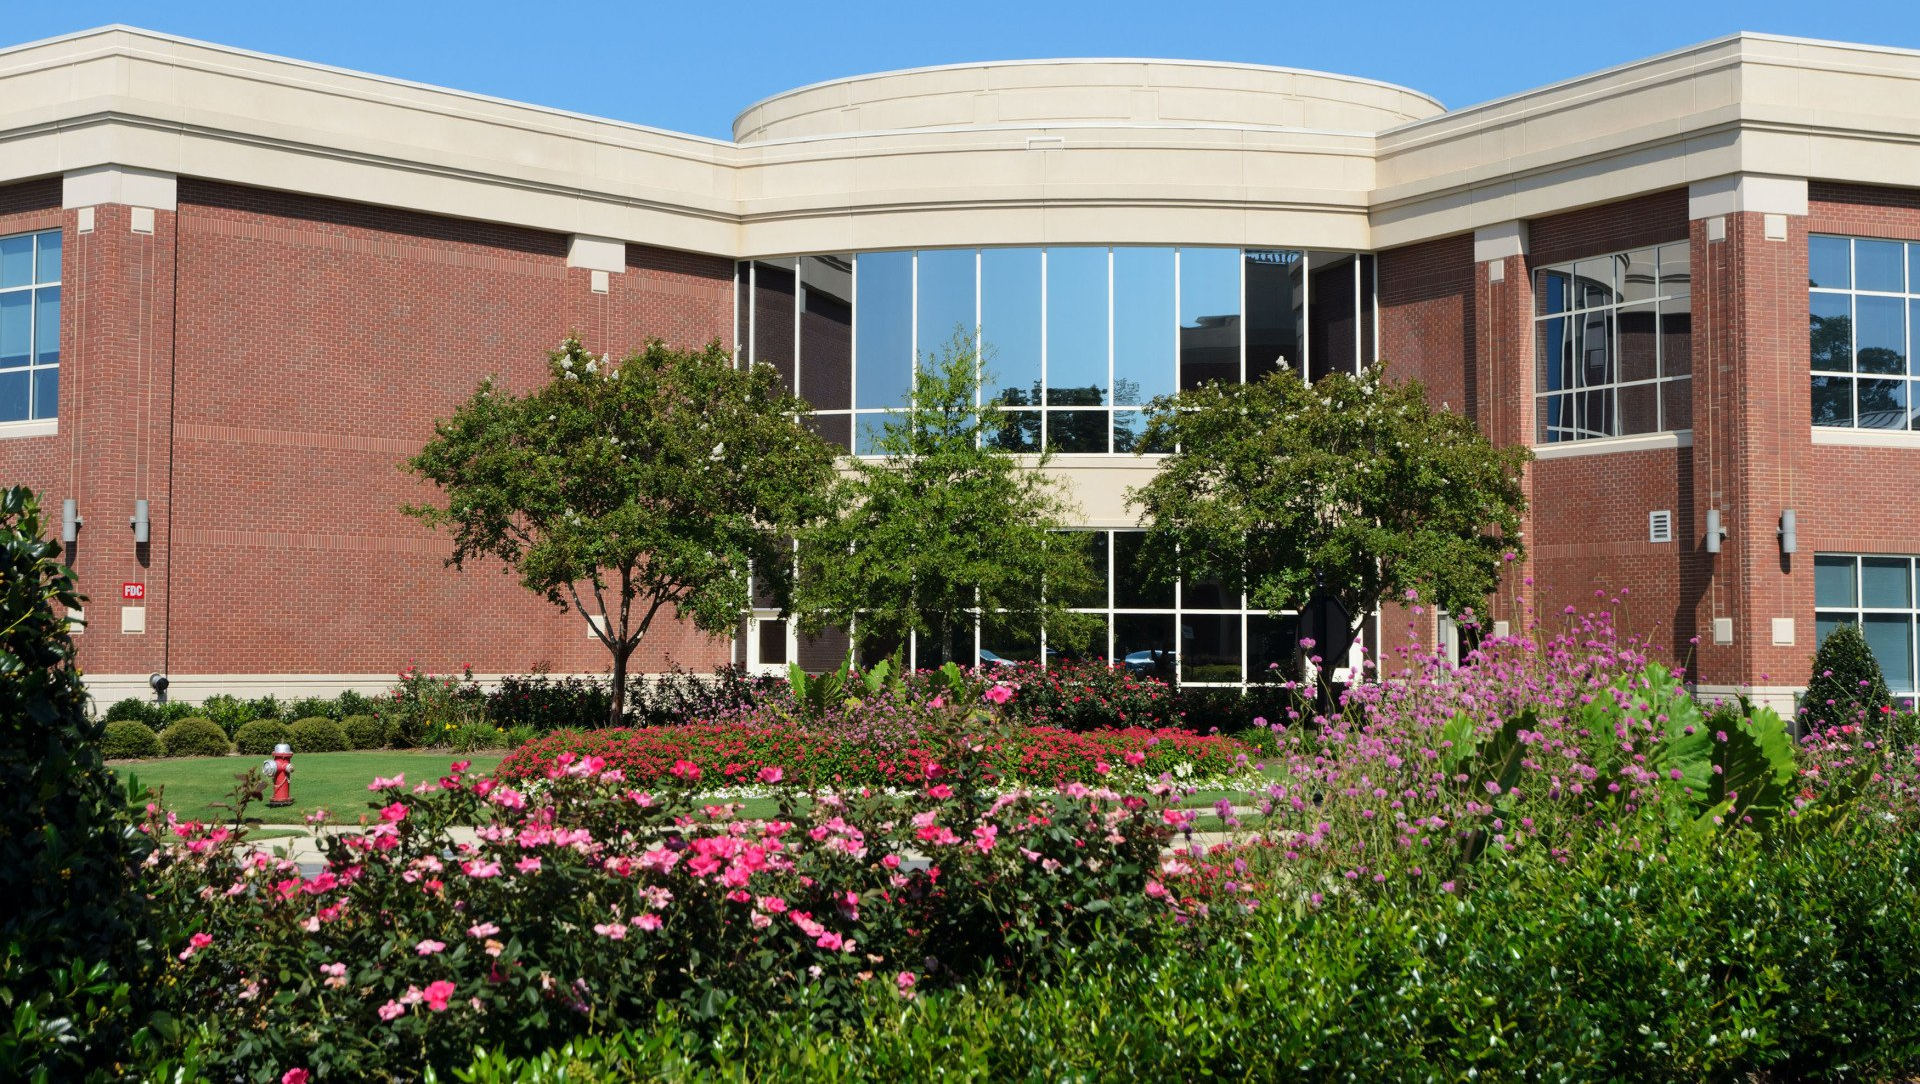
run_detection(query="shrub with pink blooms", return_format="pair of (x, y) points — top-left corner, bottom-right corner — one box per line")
(495, 720), (1251, 790)
(136, 703), (1179, 1078)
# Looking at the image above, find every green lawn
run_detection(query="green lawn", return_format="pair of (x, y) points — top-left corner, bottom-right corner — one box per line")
(115, 750), (504, 825)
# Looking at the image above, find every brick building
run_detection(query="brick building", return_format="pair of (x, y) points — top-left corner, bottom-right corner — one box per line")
(4, 27), (1920, 709)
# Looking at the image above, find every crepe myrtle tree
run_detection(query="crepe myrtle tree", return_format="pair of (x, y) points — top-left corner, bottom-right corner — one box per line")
(406, 336), (838, 726)
(1128, 364), (1528, 696)
(796, 335), (1101, 666)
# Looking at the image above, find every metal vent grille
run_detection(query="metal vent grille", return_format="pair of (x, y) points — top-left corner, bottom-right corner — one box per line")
(1648, 510), (1673, 544)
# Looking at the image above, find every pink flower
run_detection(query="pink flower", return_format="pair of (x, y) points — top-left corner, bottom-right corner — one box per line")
(1123, 750), (1147, 767)
(758, 766), (784, 784)
(379, 802), (408, 823)
(896, 971), (917, 991)
(422, 980), (457, 1011)
(594, 921), (628, 940)
(633, 913), (662, 931)
(283, 1069), (311, 1084)
(816, 931), (844, 951)
(515, 856), (543, 874)
(983, 684), (1014, 706)
(927, 784), (952, 800)
(377, 1000), (405, 1022)
(670, 759), (702, 782)
(414, 939), (447, 956)
(177, 932), (213, 960)
(971, 824), (999, 853)
(468, 921), (500, 938)
(367, 773), (405, 792)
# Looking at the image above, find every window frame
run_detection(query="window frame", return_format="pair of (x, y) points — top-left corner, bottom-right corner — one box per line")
(0, 228), (61, 428)
(1530, 242), (1692, 445)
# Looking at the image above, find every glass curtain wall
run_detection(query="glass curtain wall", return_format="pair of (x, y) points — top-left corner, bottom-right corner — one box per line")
(737, 246), (1375, 452)
(1532, 244), (1692, 443)
(1815, 554), (1920, 695)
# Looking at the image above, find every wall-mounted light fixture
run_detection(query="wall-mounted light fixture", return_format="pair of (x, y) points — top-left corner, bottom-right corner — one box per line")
(62, 499), (81, 543)
(1779, 509), (1798, 554)
(130, 499), (149, 544)
(1706, 508), (1727, 554)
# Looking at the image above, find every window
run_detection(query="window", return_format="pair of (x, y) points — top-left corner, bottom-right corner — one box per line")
(1533, 243), (1692, 443)
(1810, 235), (1920, 430)
(0, 229), (60, 424)
(736, 246), (1369, 453)
(1815, 554), (1918, 693)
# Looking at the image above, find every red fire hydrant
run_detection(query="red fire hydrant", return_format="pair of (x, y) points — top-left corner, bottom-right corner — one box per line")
(264, 743), (295, 807)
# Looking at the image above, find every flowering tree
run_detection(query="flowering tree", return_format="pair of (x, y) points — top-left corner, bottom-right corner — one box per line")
(796, 339), (1100, 664)
(1129, 365), (1528, 695)
(406, 337), (837, 725)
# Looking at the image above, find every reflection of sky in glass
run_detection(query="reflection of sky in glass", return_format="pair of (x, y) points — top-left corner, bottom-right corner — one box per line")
(1857, 239), (1906, 293)
(1179, 247), (1239, 329)
(36, 233), (60, 284)
(1113, 247), (1174, 404)
(981, 248), (1041, 398)
(35, 288), (58, 365)
(1046, 247), (1107, 404)
(0, 236), (31, 289)
(1810, 236), (1851, 290)
(855, 251), (912, 408)
(916, 249), (976, 362)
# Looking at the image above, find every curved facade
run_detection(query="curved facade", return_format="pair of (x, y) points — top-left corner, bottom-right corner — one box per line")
(7, 27), (1920, 705)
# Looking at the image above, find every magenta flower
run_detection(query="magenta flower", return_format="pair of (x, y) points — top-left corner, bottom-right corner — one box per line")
(282, 1070), (310, 1084)
(422, 980), (457, 1011)
(634, 913), (663, 931)
(983, 684), (1014, 705)
(758, 766), (784, 784)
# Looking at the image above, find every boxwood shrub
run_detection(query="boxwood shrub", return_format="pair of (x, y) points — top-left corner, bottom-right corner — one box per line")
(99, 720), (161, 760)
(342, 714), (384, 750)
(232, 718), (292, 756)
(158, 717), (230, 758)
(288, 716), (348, 753)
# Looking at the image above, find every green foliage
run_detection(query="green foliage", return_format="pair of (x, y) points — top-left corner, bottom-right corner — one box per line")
(102, 697), (159, 727)
(1130, 365), (1529, 633)
(379, 665), (485, 749)
(341, 714), (385, 750)
(1804, 620), (1894, 731)
(159, 718), (231, 758)
(796, 338), (1101, 664)
(232, 719), (292, 756)
(438, 825), (1920, 1082)
(407, 335), (838, 725)
(282, 696), (340, 723)
(100, 720), (162, 760)
(288, 717), (349, 753)
(0, 487), (156, 1079)
(195, 694), (257, 737)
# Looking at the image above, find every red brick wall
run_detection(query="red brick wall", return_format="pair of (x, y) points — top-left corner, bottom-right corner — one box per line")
(1378, 233), (1474, 419)
(1528, 189), (1690, 267)
(12, 177), (739, 687)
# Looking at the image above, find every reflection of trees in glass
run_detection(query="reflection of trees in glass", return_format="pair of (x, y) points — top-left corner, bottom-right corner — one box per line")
(1811, 313), (1852, 371)
(1810, 375), (1852, 427)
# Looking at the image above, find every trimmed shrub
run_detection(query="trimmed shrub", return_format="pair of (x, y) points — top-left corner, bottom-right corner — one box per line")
(99, 720), (161, 760)
(0, 486), (156, 1078)
(342, 714), (384, 750)
(102, 697), (159, 727)
(159, 717), (231, 758)
(1804, 620), (1894, 732)
(336, 690), (376, 718)
(288, 716), (348, 753)
(232, 719), (292, 757)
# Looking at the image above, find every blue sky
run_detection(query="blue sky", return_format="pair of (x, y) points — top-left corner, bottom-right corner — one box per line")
(12, 0), (1920, 139)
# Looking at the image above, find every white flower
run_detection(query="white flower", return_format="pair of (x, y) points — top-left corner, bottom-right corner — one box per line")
(560, 358), (573, 370)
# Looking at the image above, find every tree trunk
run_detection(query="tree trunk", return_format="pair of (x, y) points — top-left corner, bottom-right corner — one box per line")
(608, 642), (635, 729)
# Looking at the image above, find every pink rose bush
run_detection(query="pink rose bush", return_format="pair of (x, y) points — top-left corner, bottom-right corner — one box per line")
(141, 712), (1179, 1078)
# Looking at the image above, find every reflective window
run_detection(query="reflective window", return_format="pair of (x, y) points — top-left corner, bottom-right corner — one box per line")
(1810, 235), (1920, 431)
(855, 251), (912, 410)
(1180, 247), (1240, 389)
(1814, 553), (1920, 694)
(1533, 243), (1692, 443)
(739, 242), (1373, 455)
(916, 248), (977, 363)
(0, 230), (59, 424)
(799, 255), (853, 419)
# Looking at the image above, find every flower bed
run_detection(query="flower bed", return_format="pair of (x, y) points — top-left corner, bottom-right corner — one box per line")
(140, 721), (1182, 1079)
(493, 723), (1252, 789)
